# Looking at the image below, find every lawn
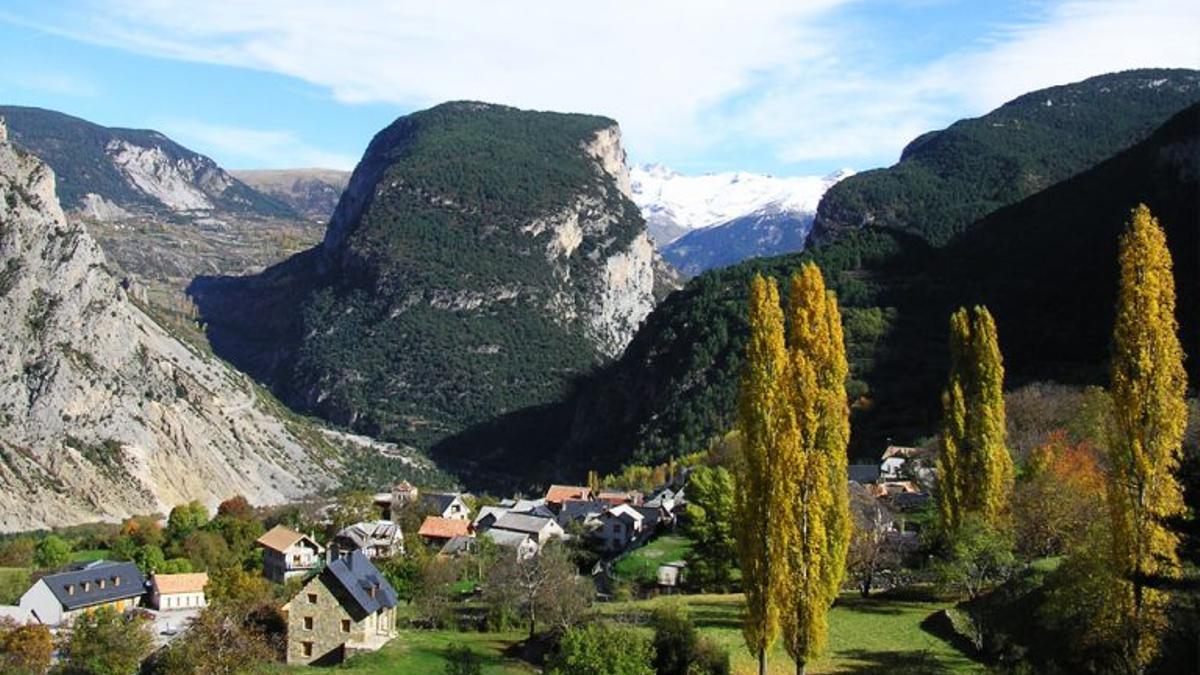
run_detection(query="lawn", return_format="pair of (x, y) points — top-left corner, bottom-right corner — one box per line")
(601, 592), (983, 675)
(612, 534), (693, 585)
(277, 629), (537, 674)
(71, 548), (108, 563)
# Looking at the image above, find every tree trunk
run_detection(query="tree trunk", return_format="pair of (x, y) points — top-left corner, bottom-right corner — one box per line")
(797, 659), (807, 675)
(758, 650), (768, 675)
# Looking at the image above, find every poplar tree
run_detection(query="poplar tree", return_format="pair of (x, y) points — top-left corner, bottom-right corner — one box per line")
(779, 263), (851, 675)
(1107, 204), (1187, 672)
(733, 274), (794, 675)
(937, 306), (1013, 533)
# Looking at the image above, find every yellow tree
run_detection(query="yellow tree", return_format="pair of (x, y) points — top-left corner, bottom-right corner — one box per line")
(937, 306), (1013, 533)
(779, 263), (851, 674)
(1107, 204), (1187, 672)
(733, 274), (795, 675)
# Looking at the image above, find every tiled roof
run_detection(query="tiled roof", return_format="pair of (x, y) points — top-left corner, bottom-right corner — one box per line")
(152, 572), (209, 595)
(42, 561), (144, 610)
(418, 516), (470, 540)
(545, 485), (591, 503)
(256, 524), (314, 553)
(322, 551), (397, 617)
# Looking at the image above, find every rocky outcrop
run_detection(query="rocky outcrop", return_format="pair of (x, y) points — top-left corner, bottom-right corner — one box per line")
(0, 129), (339, 531)
(231, 169), (351, 222)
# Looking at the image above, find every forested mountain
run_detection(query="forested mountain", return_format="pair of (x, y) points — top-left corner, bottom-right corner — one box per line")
(434, 94), (1200, 490)
(813, 69), (1200, 246)
(190, 102), (670, 452)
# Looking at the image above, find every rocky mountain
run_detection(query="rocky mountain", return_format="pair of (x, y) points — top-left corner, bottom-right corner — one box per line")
(190, 102), (673, 453)
(231, 169), (351, 222)
(434, 83), (1200, 490)
(0, 116), (344, 531)
(0, 106), (325, 311)
(630, 164), (850, 275)
(813, 68), (1200, 246)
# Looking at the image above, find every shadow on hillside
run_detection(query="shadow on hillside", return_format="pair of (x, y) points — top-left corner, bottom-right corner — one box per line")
(834, 649), (955, 674)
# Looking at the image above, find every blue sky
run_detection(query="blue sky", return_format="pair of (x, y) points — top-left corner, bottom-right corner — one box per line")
(1, 1), (1196, 176)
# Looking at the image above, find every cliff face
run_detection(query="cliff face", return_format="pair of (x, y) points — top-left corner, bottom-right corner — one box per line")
(192, 102), (673, 454)
(0, 117), (339, 531)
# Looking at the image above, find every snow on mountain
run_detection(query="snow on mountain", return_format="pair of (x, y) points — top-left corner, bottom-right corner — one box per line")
(630, 163), (853, 274)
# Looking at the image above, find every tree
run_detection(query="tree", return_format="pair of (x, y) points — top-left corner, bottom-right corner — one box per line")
(682, 465), (737, 591)
(847, 486), (899, 597)
(329, 491), (376, 532)
(379, 555), (421, 605)
(732, 274), (794, 675)
(937, 306), (1014, 533)
(166, 501), (209, 544)
(413, 558), (460, 629)
(57, 606), (153, 675)
(933, 516), (1017, 601)
(483, 542), (590, 639)
(0, 538), (35, 568)
(154, 603), (277, 675)
(1106, 204), (1188, 673)
(1013, 431), (1105, 558)
(180, 531), (232, 572)
(779, 263), (852, 674)
(547, 623), (654, 675)
(0, 618), (52, 674)
(650, 602), (697, 675)
(216, 495), (253, 520)
(444, 645), (483, 675)
(119, 516), (164, 548)
(206, 565), (273, 608)
(32, 535), (71, 570)
(132, 544), (166, 575)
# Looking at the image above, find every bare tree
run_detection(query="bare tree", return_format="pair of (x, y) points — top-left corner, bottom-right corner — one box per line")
(483, 542), (592, 638)
(847, 484), (900, 597)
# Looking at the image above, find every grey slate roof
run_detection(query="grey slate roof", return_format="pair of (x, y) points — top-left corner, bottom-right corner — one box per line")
(42, 560), (144, 610)
(322, 551), (397, 618)
(848, 464), (881, 484)
(492, 512), (554, 535)
(483, 529), (533, 549)
(333, 520), (400, 550)
(420, 492), (461, 514)
(558, 500), (607, 522)
(440, 535), (475, 556)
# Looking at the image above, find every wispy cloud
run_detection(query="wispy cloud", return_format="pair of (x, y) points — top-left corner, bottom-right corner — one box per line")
(6, 0), (1199, 170)
(158, 120), (359, 170)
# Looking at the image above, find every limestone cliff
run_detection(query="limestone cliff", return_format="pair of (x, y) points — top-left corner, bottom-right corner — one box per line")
(0, 116), (340, 531)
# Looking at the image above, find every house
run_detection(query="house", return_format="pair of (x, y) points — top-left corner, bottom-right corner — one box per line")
(596, 504), (645, 552)
(392, 480), (419, 505)
(657, 561), (686, 588)
(439, 535), (476, 558)
(597, 489), (643, 506)
(880, 446), (932, 481)
(489, 512), (565, 545)
(848, 464), (881, 484)
(330, 520), (404, 560)
(284, 551), (398, 665)
(149, 573), (209, 611)
(556, 500), (607, 529)
(482, 529), (540, 560)
(644, 488), (677, 513)
(634, 504), (669, 531)
(544, 485), (592, 506)
(19, 560), (144, 626)
(419, 492), (470, 520)
(257, 525), (325, 583)
(418, 516), (471, 546)
(472, 505), (511, 532)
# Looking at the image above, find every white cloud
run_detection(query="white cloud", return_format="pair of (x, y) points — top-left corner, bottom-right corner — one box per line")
(12, 0), (1200, 170)
(158, 120), (359, 170)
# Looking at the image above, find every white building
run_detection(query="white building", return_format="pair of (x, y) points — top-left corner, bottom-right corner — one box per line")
(150, 572), (209, 611)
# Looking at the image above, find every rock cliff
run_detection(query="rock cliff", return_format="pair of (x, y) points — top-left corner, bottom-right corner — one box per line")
(0, 117), (340, 531)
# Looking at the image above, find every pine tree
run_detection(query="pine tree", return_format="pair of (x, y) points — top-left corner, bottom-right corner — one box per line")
(779, 263), (851, 674)
(733, 274), (795, 675)
(1107, 204), (1187, 672)
(937, 306), (1013, 533)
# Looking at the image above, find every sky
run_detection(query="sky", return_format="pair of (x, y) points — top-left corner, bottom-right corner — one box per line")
(0, 0), (1196, 176)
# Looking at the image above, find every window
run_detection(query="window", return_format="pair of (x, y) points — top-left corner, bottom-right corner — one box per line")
(66, 585), (74, 596)
(82, 581), (90, 592)
(303, 616), (314, 630)
(307, 592), (318, 604)
(341, 619), (351, 633)
(301, 642), (313, 657)
(113, 576), (121, 587)
(98, 579), (105, 589)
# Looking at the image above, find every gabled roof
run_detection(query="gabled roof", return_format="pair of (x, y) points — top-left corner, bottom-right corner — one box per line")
(440, 535), (475, 556)
(152, 572), (209, 595)
(40, 561), (144, 610)
(492, 513), (556, 535)
(558, 500), (607, 521)
(420, 492), (463, 514)
(418, 516), (471, 540)
(322, 551), (397, 617)
(334, 520), (401, 549)
(882, 446), (924, 460)
(473, 506), (510, 528)
(483, 529), (534, 549)
(256, 525), (322, 553)
(603, 504), (645, 525)
(545, 485), (591, 504)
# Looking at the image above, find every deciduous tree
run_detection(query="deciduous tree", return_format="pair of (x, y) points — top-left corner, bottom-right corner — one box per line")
(58, 606), (153, 675)
(682, 465), (737, 591)
(32, 535), (70, 570)
(0, 618), (52, 674)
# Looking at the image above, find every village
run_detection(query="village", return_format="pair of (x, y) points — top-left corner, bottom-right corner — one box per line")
(0, 442), (935, 671)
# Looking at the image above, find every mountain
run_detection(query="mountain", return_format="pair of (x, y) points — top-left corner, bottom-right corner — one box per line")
(0, 106), (325, 310)
(189, 102), (673, 453)
(813, 68), (1200, 246)
(630, 164), (850, 274)
(433, 81), (1200, 489)
(0, 117), (344, 531)
(232, 169), (351, 222)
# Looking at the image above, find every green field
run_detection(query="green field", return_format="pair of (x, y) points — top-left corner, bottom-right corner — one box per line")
(71, 548), (108, 563)
(276, 629), (537, 674)
(612, 534), (693, 585)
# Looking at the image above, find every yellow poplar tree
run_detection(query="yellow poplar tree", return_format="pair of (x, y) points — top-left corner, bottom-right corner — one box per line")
(780, 263), (851, 674)
(733, 274), (795, 675)
(1107, 204), (1187, 672)
(937, 306), (1013, 533)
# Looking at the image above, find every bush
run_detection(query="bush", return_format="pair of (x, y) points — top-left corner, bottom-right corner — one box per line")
(690, 637), (731, 675)
(32, 535), (70, 570)
(650, 602), (696, 675)
(444, 645), (483, 675)
(547, 623), (654, 675)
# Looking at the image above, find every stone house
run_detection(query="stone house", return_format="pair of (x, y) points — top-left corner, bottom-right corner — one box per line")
(596, 504), (645, 552)
(284, 551), (398, 666)
(19, 560), (144, 626)
(257, 525), (325, 583)
(149, 572), (209, 611)
(488, 512), (565, 546)
(482, 529), (540, 560)
(418, 516), (471, 546)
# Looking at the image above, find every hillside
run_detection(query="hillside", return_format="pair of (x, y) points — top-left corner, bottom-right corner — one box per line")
(0, 118), (342, 531)
(813, 68), (1200, 246)
(190, 102), (673, 452)
(231, 168), (350, 221)
(435, 97), (1200, 488)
